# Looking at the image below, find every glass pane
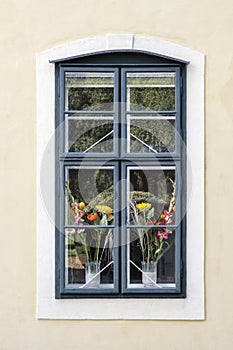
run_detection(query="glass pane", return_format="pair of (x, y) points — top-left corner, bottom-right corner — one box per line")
(127, 167), (176, 225)
(126, 72), (175, 111)
(65, 167), (114, 225)
(129, 117), (175, 153)
(67, 116), (113, 153)
(65, 228), (114, 288)
(65, 72), (114, 111)
(127, 228), (175, 287)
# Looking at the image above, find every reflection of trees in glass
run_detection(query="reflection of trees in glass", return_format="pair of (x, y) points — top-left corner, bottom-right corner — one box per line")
(130, 120), (175, 153)
(68, 87), (114, 110)
(68, 169), (114, 207)
(68, 119), (113, 152)
(130, 169), (175, 219)
(67, 83), (175, 153)
(130, 87), (175, 111)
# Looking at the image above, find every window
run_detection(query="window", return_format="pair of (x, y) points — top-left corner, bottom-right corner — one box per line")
(55, 53), (186, 298)
(37, 34), (204, 319)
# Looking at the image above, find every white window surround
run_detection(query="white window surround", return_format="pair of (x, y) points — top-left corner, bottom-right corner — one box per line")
(36, 34), (204, 320)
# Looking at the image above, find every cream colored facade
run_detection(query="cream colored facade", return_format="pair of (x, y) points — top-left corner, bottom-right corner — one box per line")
(1, 0), (233, 348)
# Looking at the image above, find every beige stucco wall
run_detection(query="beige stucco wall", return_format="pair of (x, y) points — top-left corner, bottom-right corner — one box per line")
(0, 0), (232, 349)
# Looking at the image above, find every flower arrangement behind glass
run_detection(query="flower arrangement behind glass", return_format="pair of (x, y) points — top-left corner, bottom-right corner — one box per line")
(65, 181), (114, 265)
(130, 178), (176, 265)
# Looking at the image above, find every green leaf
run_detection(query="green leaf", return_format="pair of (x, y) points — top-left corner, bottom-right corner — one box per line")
(94, 217), (101, 225)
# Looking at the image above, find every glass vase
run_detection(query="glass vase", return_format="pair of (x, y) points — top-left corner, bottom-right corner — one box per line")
(85, 262), (100, 288)
(141, 261), (157, 287)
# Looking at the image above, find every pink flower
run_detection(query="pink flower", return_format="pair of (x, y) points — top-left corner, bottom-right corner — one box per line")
(74, 212), (83, 225)
(71, 202), (78, 209)
(157, 230), (168, 240)
(74, 213), (84, 234)
(159, 220), (166, 225)
(77, 225), (85, 234)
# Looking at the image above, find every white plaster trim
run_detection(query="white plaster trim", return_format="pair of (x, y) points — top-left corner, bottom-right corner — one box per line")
(36, 34), (205, 320)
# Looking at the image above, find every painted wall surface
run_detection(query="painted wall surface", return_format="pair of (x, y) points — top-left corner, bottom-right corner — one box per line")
(0, 0), (232, 349)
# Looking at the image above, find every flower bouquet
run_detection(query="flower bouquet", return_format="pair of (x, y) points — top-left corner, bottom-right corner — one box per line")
(129, 179), (176, 286)
(65, 181), (114, 287)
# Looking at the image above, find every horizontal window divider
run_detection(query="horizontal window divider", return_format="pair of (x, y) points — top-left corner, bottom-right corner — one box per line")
(123, 287), (179, 294)
(67, 85), (113, 88)
(61, 154), (179, 159)
(59, 154), (117, 160)
(66, 116), (114, 120)
(128, 116), (176, 120)
(59, 292), (183, 299)
(64, 225), (115, 229)
(60, 292), (120, 298)
(127, 85), (175, 88)
(64, 110), (115, 115)
(125, 110), (176, 115)
(120, 154), (181, 160)
(123, 162), (178, 168)
(62, 288), (118, 295)
(126, 225), (177, 229)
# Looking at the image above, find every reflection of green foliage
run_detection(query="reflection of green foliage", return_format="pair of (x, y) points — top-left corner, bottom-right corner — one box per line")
(69, 119), (113, 152)
(128, 76), (175, 86)
(86, 186), (114, 209)
(130, 120), (175, 153)
(130, 190), (167, 203)
(68, 87), (113, 110)
(68, 169), (174, 209)
(67, 84), (175, 153)
(69, 169), (114, 206)
(130, 87), (175, 111)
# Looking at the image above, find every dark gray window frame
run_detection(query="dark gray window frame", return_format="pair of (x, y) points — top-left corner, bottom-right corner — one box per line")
(55, 52), (186, 299)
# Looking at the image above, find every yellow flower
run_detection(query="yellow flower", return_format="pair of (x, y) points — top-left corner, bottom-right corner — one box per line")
(78, 202), (86, 210)
(136, 202), (151, 212)
(96, 205), (113, 214)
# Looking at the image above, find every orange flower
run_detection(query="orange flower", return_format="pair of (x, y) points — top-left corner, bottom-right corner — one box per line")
(164, 209), (169, 215)
(160, 214), (166, 220)
(87, 213), (99, 221)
